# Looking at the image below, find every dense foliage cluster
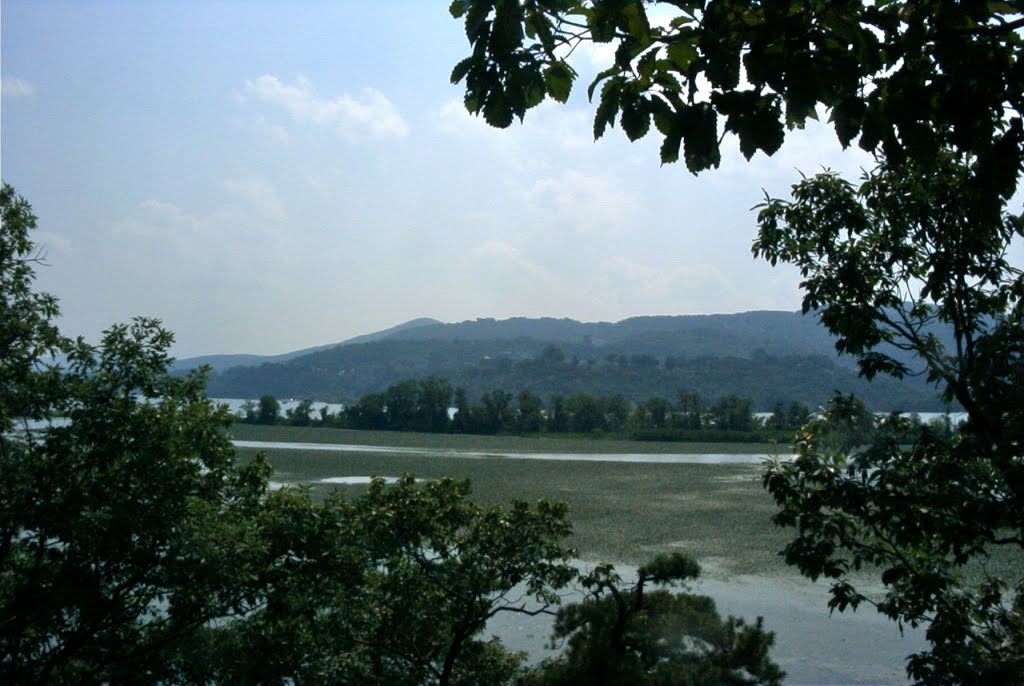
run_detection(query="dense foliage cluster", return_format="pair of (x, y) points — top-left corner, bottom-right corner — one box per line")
(1, 181), (782, 684)
(450, 0), (1022, 190)
(238, 382), (814, 442)
(757, 156), (1024, 683)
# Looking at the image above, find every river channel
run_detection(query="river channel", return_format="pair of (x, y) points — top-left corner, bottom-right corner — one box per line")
(232, 439), (790, 464)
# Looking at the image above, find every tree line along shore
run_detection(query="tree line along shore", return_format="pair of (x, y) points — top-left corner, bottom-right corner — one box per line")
(237, 378), (959, 444)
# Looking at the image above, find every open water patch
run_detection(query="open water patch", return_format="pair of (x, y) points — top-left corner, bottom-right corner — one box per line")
(265, 475), (412, 488)
(489, 558), (923, 686)
(232, 440), (793, 465)
(317, 476), (404, 485)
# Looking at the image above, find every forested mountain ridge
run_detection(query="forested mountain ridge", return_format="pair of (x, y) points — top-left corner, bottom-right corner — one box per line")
(184, 311), (835, 371)
(355, 311), (841, 358)
(198, 312), (951, 411)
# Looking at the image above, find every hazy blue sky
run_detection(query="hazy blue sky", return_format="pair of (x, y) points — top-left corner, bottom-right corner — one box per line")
(3, 1), (877, 358)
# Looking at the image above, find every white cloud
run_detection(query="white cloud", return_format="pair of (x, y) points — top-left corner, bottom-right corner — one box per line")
(248, 114), (290, 144)
(1, 76), (35, 98)
(575, 40), (617, 71)
(111, 200), (200, 238)
(470, 240), (545, 276)
(463, 239), (608, 319)
(105, 177), (304, 317)
(526, 101), (594, 150)
(222, 170), (287, 223)
(594, 254), (802, 316)
(110, 172), (290, 257)
(523, 170), (637, 236)
(32, 231), (72, 257)
(436, 98), (493, 136)
(603, 257), (728, 299)
(245, 74), (408, 141)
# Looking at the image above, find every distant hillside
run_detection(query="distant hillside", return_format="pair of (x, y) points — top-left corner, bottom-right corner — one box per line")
(203, 312), (952, 411)
(382, 312), (840, 358)
(172, 317), (441, 373)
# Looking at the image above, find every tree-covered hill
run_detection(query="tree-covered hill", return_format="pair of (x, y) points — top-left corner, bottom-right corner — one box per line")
(201, 312), (949, 411)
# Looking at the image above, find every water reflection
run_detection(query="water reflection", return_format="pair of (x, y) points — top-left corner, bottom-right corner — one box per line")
(490, 559), (923, 686)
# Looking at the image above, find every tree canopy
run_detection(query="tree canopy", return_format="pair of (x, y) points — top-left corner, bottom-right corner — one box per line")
(2, 182), (273, 683)
(757, 155), (1024, 683)
(0, 183), (572, 684)
(450, 1), (1023, 202)
(449, 2), (1024, 682)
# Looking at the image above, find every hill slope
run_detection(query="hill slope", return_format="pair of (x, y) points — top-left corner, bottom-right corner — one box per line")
(202, 312), (950, 411)
(172, 318), (441, 373)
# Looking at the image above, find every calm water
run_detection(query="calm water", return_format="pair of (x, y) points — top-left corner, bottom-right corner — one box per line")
(231, 439), (792, 464)
(490, 560), (924, 686)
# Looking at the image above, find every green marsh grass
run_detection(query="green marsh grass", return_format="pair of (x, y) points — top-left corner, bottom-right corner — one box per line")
(231, 424), (794, 576)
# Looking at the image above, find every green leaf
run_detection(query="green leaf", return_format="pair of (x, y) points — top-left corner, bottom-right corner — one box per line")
(448, 0), (467, 19)
(753, 95), (785, 157)
(463, 1), (493, 42)
(660, 128), (683, 164)
(667, 41), (698, 70)
(681, 104), (720, 173)
(620, 98), (650, 141)
(651, 64), (682, 93)
(450, 57), (474, 85)
(587, 2), (618, 43)
(650, 99), (675, 136)
(899, 120), (935, 162)
(635, 48), (659, 85)
(490, 1), (524, 56)
(593, 78), (624, 139)
(828, 96), (864, 148)
(857, 99), (885, 153)
(587, 65), (619, 101)
(622, 2), (651, 43)
(483, 88), (514, 128)
(543, 62), (575, 103)
(976, 118), (1024, 202)
(508, 62), (546, 114)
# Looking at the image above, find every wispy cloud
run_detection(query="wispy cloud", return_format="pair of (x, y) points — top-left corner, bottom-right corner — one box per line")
(32, 231), (72, 257)
(222, 170), (287, 223)
(244, 74), (408, 141)
(1, 76), (35, 98)
(523, 170), (637, 236)
(463, 239), (607, 319)
(248, 114), (290, 144)
(107, 174), (300, 295)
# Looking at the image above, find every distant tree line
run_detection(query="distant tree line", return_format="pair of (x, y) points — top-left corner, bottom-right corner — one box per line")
(237, 379), (817, 442)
